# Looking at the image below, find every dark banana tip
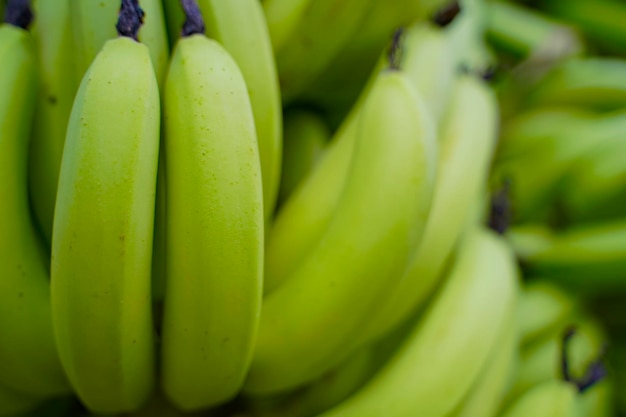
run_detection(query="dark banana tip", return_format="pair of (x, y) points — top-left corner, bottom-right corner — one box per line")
(488, 178), (513, 235)
(387, 28), (405, 70)
(561, 326), (608, 393)
(3, 0), (33, 29)
(117, 0), (145, 40)
(433, 1), (462, 27)
(181, 0), (205, 36)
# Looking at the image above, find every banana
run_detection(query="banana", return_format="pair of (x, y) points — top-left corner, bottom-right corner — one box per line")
(244, 69), (437, 395)
(359, 73), (499, 345)
(278, 109), (329, 206)
(499, 380), (584, 417)
(525, 57), (626, 110)
(265, 22), (455, 295)
(485, 0), (583, 60)
(160, 6), (264, 411)
(0, 13), (70, 399)
(451, 307), (520, 417)
(520, 220), (626, 295)
(27, 0), (78, 245)
(50, 7), (159, 412)
(70, 0), (169, 86)
(262, 0), (311, 53)
(517, 281), (579, 347)
(317, 228), (519, 417)
(183, 0), (282, 222)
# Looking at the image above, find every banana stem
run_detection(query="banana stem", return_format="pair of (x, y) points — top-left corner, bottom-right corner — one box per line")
(117, 0), (145, 40)
(180, 0), (204, 36)
(3, 0), (32, 29)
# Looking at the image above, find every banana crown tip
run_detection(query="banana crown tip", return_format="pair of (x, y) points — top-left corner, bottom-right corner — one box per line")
(116, 0), (145, 41)
(432, 1), (462, 28)
(3, 0), (33, 29)
(180, 0), (206, 37)
(561, 326), (608, 393)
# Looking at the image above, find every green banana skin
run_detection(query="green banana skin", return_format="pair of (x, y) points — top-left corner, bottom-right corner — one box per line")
(318, 229), (519, 417)
(244, 70), (437, 396)
(160, 35), (264, 411)
(194, 0), (282, 223)
(359, 73), (499, 345)
(277, 109), (329, 207)
(485, 0), (583, 60)
(0, 24), (70, 398)
(525, 58), (626, 110)
(450, 308), (520, 417)
(28, 0), (78, 245)
(51, 37), (160, 413)
(499, 380), (582, 417)
(0, 383), (42, 417)
(262, 0), (311, 53)
(70, 0), (169, 86)
(265, 22), (455, 295)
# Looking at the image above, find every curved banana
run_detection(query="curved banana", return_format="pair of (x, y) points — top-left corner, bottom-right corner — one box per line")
(265, 23), (455, 295)
(194, 0), (282, 222)
(244, 69), (437, 395)
(359, 73), (499, 345)
(451, 309), (520, 417)
(318, 229), (519, 417)
(500, 380), (583, 417)
(160, 18), (264, 411)
(278, 109), (329, 206)
(0, 17), (70, 398)
(50, 14), (160, 413)
(517, 281), (579, 347)
(70, 0), (169, 86)
(28, 0), (78, 245)
(525, 57), (626, 109)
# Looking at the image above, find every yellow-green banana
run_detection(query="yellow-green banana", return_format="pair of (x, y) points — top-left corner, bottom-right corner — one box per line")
(70, 0), (169, 86)
(278, 109), (329, 206)
(244, 68), (437, 395)
(359, 73), (499, 345)
(318, 228), (519, 417)
(51, 14), (160, 413)
(160, 15), (263, 411)
(28, 0), (78, 245)
(500, 380), (585, 417)
(193, 0), (282, 222)
(0, 17), (70, 399)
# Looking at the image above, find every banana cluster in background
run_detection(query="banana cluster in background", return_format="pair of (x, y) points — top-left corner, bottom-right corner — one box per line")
(0, 0), (625, 415)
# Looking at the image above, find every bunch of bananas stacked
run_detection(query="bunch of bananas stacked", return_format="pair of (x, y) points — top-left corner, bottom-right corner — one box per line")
(0, 0), (622, 415)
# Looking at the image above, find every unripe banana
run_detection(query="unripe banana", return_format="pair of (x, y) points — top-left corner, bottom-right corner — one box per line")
(244, 69), (437, 395)
(51, 24), (160, 413)
(0, 19), (70, 398)
(500, 380), (583, 417)
(277, 109), (329, 206)
(359, 73), (499, 345)
(318, 229), (519, 417)
(70, 0), (169, 86)
(160, 21), (263, 411)
(28, 0), (78, 245)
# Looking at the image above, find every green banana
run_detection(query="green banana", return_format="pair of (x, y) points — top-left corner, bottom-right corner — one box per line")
(244, 69), (437, 395)
(265, 22), (455, 295)
(359, 73), (499, 345)
(499, 380), (583, 417)
(318, 228), (519, 417)
(160, 17), (264, 411)
(0, 16), (70, 399)
(28, 0), (78, 245)
(278, 109), (329, 206)
(50, 15), (159, 413)
(485, 0), (583, 60)
(262, 0), (311, 53)
(517, 281), (579, 347)
(70, 0), (169, 86)
(525, 58), (626, 110)
(451, 308), (520, 417)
